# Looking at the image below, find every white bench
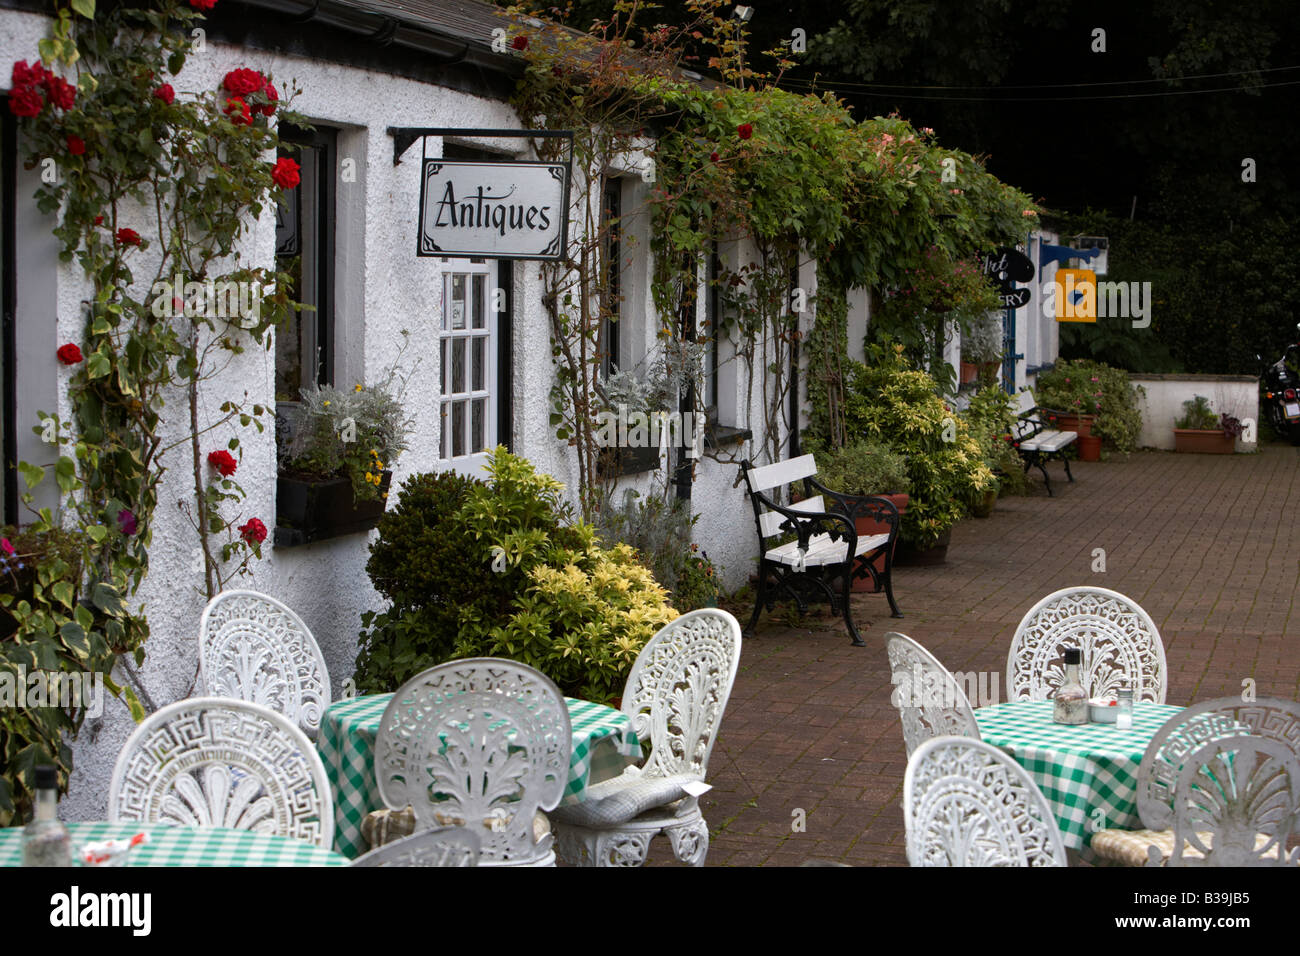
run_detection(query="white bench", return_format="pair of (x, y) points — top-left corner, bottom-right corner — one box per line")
(1013, 389), (1077, 496)
(739, 454), (902, 646)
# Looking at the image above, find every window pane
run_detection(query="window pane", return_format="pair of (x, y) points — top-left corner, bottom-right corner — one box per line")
(472, 274), (486, 329)
(440, 339), (447, 399)
(452, 401), (465, 457)
(472, 399), (484, 453)
(451, 275), (466, 329)
(440, 403), (448, 459)
(452, 339), (465, 394)
(472, 337), (484, 391)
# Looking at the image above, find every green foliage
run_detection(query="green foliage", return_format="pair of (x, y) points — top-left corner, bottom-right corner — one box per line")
(807, 440), (911, 496)
(836, 343), (993, 545)
(674, 546), (720, 612)
(356, 449), (679, 703)
(962, 314), (1004, 365)
(1036, 359), (1145, 453)
(1176, 395), (1220, 431)
(961, 385), (1028, 495)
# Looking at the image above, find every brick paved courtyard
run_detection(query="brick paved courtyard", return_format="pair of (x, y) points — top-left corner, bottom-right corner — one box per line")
(667, 443), (1300, 866)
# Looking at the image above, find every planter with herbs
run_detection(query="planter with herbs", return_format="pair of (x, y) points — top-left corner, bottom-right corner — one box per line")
(1173, 395), (1242, 454)
(276, 379), (411, 545)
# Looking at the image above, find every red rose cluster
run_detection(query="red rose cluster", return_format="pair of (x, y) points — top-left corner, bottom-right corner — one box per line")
(116, 228), (142, 247)
(224, 97), (252, 127)
(272, 157), (300, 190)
(222, 69), (277, 117)
(8, 60), (77, 118)
(737, 123), (753, 140)
(207, 450), (238, 477)
(239, 517), (268, 545)
(154, 84), (175, 106)
(56, 343), (83, 365)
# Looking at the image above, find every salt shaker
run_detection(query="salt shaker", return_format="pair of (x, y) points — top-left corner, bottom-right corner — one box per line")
(1115, 685), (1134, 729)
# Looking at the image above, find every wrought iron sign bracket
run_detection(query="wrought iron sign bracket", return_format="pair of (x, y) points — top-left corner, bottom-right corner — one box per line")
(1039, 243), (1100, 270)
(387, 127), (574, 167)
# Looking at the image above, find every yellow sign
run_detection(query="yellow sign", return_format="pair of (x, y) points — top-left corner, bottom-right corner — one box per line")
(1054, 268), (1096, 322)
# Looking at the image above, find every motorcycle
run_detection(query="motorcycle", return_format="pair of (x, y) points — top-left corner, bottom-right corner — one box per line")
(1259, 325), (1300, 445)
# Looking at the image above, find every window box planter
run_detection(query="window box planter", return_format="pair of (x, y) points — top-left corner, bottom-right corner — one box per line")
(275, 471), (392, 546)
(1173, 429), (1235, 454)
(595, 445), (662, 478)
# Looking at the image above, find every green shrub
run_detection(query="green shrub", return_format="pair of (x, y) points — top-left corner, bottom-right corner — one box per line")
(808, 440), (911, 497)
(354, 449), (679, 703)
(1036, 359), (1144, 453)
(840, 343), (994, 545)
(1175, 395), (1219, 430)
(961, 386), (1029, 495)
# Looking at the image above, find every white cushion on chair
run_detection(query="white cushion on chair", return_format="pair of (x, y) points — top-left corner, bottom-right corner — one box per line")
(551, 774), (703, 827)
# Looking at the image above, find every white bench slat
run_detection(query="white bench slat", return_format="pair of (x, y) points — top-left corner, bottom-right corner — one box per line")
(765, 532), (891, 568)
(1021, 429), (1076, 453)
(746, 454), (818, 494)
(758, 495), (825, 538)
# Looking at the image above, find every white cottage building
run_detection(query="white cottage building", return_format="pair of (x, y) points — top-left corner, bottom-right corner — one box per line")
(0, 0), (808, 818)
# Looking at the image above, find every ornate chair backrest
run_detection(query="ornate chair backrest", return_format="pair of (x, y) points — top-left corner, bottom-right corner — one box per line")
(374, 659), (571, 865)
(1007, 587), (1167, 703)
(885, 632), (981, 757)
(350, 826), (482, 867)
(904, 735), (1068, 867)
(199, 589), (331, 738)
(109, 697), (334, 848)
(622, 608), (743, 779)
(1136, 697), (1300, 866)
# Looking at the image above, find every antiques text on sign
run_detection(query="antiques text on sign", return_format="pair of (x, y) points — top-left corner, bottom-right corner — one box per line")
(417, 159), (569, 260)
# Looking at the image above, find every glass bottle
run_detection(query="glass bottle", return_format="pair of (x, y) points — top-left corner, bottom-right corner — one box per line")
(1115, 685), (1134, 729)
(22, 765), (71, 867)
(1052, 647), (1089, 724)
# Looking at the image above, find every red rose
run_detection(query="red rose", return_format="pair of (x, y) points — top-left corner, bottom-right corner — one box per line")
(709, 151), (719, 162)
(115, 228), (141, 246)
(260, 82), (278, 116)
(67, 134), (85, 155)
(224, 97), (252, 126)
(45, 75), (76, 110)
(56, 343), (83, 365)
(12, 60), (47, 88)
(511, 35), (528, 50)
(223, 69), (265, 97)
(153, 83), (175, 105)
(8, 85), (43, 118)
(188, 0), (217, 9)
(94, 215), (103, 225)
(239, 518), (267, 545)
(737, 123), (753, 140)
(207, 450), (238, 477)
(271, 157), (300, 190)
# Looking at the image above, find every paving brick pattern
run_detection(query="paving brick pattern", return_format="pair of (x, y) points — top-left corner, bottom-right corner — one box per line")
(655, 445), (1300, 866)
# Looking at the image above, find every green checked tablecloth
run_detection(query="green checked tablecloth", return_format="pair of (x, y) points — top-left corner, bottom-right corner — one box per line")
(0, 822), (348, 867)
(974, 699), (1183, 851)
(318, 694), (641, 858)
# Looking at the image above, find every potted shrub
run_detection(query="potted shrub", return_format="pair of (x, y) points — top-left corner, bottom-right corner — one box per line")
(839, 343), (995, 564)
(813, 440), (910, 590)
(277, 378), (412, 545)
(962, 384), (1028, 508)
(1034, 363), (1100, 438)
(1035, 360), (1145, 459)
(960, 314), (1003, 385)
(1174, 396), (1240, 454)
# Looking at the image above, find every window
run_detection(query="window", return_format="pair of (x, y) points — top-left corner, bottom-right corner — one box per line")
(275, 125), (337, 398)
(438, 258), (498, 473)
(2, 106), (15, 524)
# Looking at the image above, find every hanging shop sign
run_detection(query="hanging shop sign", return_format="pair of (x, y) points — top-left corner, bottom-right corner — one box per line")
(417, 158), (569, 260)
(980, 247), (1035, 309)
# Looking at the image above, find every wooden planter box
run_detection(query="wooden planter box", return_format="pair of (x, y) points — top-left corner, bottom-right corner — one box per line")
(595, 444), (662, 478)
(275, 471), (392, 546)
(1173, 429), (1235, 454)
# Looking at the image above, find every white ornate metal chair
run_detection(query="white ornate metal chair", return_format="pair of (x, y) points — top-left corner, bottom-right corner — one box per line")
(198, 589), (331, 739)
(885, 632), (981, 757)
(374, 658), (571, 867)
(108, 697), (334, 848)
(904, 735), (1068, 867)
(552, 608), (743, 867)
(350, 826), (482, 867)
(1006, 587), (1167, 703)
(1092, 697), (1300, 866)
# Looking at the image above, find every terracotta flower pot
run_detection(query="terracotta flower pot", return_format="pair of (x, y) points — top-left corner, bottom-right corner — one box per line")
(960, 362), (978, 384)
(1077, 434), (1102, 461)
(848, 493), (908, 593)
(1052, 414), (1094, 438)
(1173, 429), (1235, 454)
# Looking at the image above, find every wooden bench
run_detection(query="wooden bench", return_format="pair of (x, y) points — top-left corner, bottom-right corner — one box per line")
(1013, 389), (1076, 496)
(739, 454), (902, 647)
